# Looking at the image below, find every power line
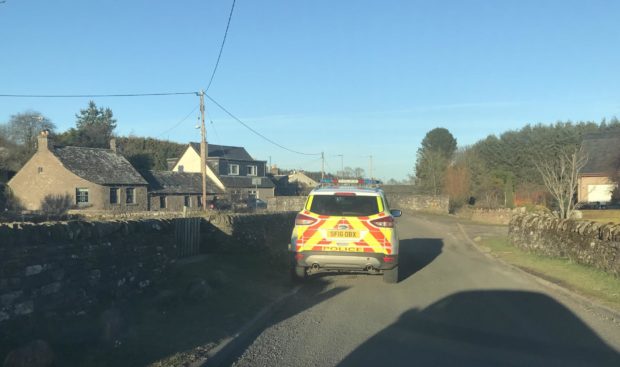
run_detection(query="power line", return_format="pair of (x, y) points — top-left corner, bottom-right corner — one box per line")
(155, 105), (200, 139)
(205, 94), (322, 156)
(0, 92), (197, 98)
(205, 0), (237, 91)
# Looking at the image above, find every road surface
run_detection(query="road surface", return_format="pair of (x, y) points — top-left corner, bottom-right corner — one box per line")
(226, 213), (620, 367)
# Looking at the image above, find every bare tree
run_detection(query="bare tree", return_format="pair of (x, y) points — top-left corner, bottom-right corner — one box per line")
(535, 147), (587, 219)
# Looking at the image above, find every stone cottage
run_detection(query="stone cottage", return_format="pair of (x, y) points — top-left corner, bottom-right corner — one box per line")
(8, 132), (148, 211)
(139, 170), (223, 211)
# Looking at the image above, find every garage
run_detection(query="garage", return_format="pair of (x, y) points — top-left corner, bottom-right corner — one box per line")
(587, 184), (616, 202)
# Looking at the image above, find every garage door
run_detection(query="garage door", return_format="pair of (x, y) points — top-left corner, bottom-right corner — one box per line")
(587, 184), (616, 202)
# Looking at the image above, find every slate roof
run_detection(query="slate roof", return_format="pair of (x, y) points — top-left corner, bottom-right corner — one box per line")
(52, 146), (147, 185)
(219, 176), (275, 189)
(581, 134), (620, 175)
(166, 158), (178, 170)
(304, 171), (336, 183)
(140, 171), (223, 194)
(189, 142), (254, 161)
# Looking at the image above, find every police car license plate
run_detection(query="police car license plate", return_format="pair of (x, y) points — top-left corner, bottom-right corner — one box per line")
(328, 230), (359, 238)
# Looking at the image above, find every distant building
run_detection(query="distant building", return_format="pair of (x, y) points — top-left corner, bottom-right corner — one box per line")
(8, 132), (148, 211)
(578, 134), (620, 203)
(169, 143), (275, 201)
(140, 170), (223, 211)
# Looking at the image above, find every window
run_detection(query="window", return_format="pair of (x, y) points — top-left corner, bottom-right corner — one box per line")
(184, 195), (191, 207)
(159, 196), (166, 209)
(37, 167), (43, 174)
(109, 187), (119, 204)
(247, 165), (257, 176)
(229, 164), (239, 175)
(126, 188), (135, 204)
(178, 165), (184, 173)
(76, 188), (89, 205)
(310, 195), (380, 217)
(197, 196), (202, 207)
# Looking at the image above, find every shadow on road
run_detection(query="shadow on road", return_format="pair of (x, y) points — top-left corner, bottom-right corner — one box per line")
(399, 238), (443, 282)
(338, 290), (620, 367)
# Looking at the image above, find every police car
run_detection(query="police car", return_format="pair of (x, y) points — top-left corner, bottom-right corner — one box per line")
(289, 178), (402, 283)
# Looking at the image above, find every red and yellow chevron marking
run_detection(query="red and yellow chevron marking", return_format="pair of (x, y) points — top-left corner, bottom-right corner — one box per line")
(296, 212), (393, 254)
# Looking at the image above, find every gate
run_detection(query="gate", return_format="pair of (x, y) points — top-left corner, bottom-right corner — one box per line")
(175, 217), (201, 258)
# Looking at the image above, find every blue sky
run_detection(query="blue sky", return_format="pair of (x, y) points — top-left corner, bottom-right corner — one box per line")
(1, 0), (619, 181)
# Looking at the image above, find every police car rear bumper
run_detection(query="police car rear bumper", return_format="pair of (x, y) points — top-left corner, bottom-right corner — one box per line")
(292, 251), (398, 270)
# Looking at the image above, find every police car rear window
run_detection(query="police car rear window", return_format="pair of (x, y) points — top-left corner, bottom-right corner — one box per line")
(310, 195), (380, 216)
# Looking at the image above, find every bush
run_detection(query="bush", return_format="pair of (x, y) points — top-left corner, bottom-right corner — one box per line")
(40, 194), (73, 215)
(0, 183), (6, 211)
(1, 185), (24, 212)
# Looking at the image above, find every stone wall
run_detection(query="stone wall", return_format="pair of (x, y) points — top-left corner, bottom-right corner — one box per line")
(265, 193), (449, 214)
(509, 213), (620, 275)
(0, 219), (178, 328)
(468, 208), (526, 225)
(386, 194), (449, 214)
(266, 196), (307, 212)
(0, 212), (297, 343)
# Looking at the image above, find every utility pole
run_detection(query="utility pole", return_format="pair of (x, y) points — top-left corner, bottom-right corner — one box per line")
(338, 154), (344, 177)
(321, 151), (325, 179)
(198, 90), (208, 211)
(369, 155), (373, 179)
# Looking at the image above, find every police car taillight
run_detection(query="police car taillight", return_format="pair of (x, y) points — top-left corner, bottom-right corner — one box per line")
(295, 213), (318, 226)
(370, 216), (394, 228)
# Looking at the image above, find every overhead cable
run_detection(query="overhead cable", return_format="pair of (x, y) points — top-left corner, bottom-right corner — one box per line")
(155, 105), (200, 138)
(205, 94), (322, 156)
(205, 0), (237, 91)
(0, 92), (197, 98)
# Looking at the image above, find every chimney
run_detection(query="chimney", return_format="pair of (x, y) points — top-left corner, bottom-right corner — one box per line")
(110, 138), (117, 153)
(37, 130), (50, 152)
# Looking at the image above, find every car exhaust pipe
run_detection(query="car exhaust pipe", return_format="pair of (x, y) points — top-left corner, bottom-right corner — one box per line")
(311, 263), (320, 271)
(364, 265), (374, 271)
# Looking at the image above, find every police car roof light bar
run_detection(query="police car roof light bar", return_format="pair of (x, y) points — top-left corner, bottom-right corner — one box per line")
(319, 177), (382, 187)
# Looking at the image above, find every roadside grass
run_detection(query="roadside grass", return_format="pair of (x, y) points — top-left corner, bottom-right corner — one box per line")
(481, 236), (620, 312)
(579, 209), (620, 224)
(51, 253), (291, 367)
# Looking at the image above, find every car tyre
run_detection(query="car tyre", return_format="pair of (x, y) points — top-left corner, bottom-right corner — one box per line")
(291, 265), (307, 282)
(383, 266), (399, 284)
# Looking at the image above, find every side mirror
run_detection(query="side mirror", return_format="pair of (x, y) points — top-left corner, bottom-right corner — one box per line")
(390, 209), (402, 218)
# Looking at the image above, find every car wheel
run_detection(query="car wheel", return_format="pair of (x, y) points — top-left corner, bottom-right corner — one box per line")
(383, 266), (399, 284)
(291, 265), (307, 282)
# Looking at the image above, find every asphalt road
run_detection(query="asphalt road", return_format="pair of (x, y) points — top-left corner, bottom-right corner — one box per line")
(226, 213), (620, 367)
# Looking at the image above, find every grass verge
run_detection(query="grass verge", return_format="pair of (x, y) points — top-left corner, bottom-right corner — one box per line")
(480, 236), (620, 312)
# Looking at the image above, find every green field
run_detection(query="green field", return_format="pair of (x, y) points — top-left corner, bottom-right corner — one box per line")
(579, 209), (620, 224)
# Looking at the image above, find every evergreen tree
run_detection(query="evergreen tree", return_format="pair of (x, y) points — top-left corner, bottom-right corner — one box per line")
(414, 128), (457, 195)
(60, 101), (117, 148)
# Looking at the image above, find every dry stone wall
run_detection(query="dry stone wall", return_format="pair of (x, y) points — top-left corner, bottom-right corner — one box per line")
(266, 196), (307, 212)
(0, 212), (297, 345)
(509, 213), (620, 275)
(386, 194), (449, 214)
(265, 194), (449, 214)
(0, 219), (178, 327)
(468, 208), (525, 225)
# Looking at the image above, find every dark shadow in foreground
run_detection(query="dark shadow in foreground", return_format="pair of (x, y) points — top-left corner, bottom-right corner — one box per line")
(338, 290), (620, 367)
